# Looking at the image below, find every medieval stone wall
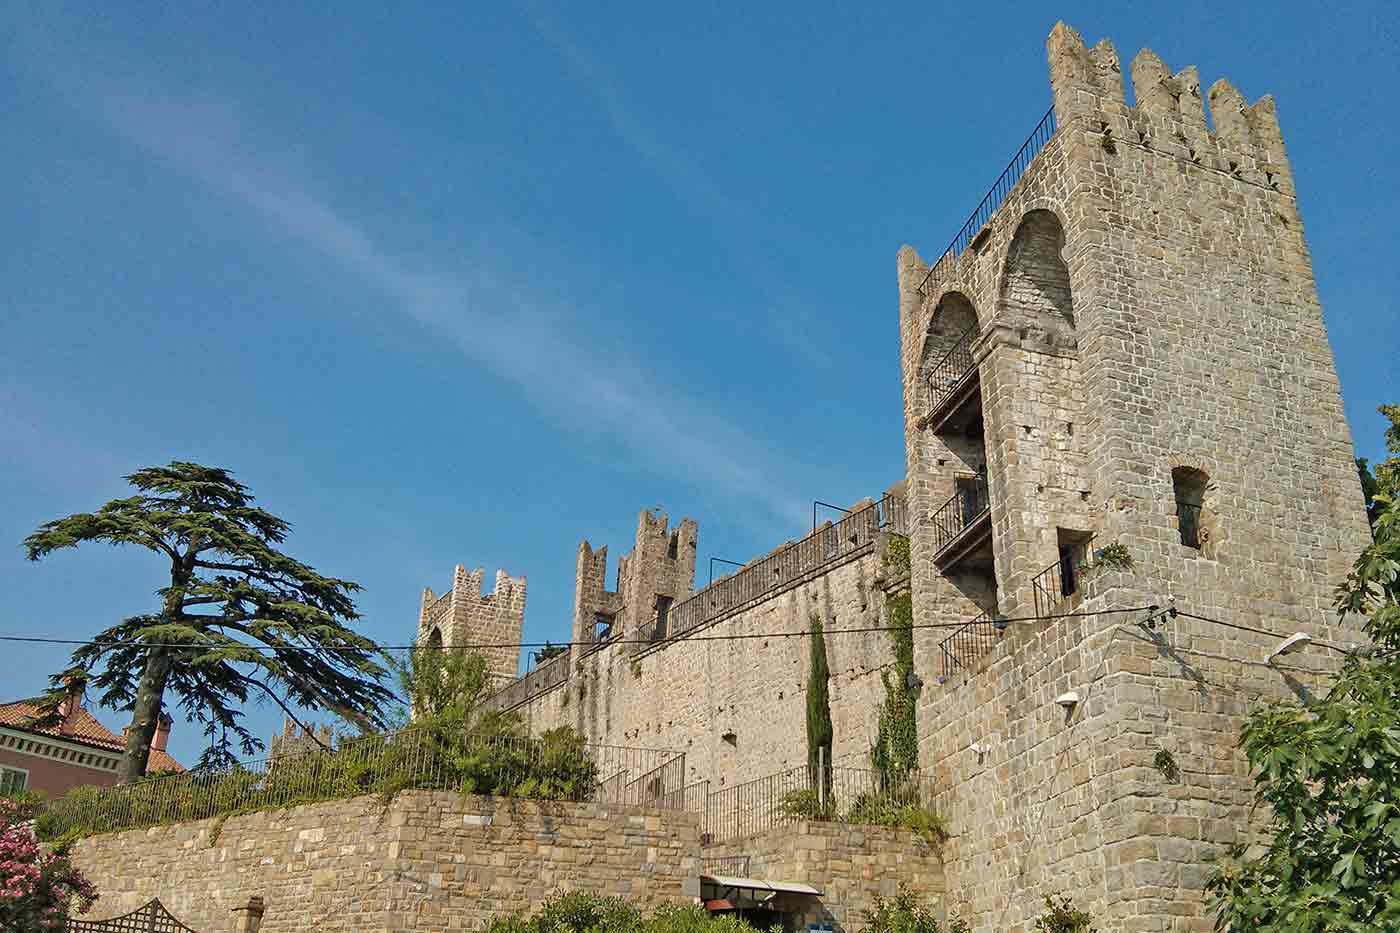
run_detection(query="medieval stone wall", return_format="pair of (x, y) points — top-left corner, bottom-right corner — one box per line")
(896, 21), (1374, 932)
(514, 543), (901, 790)
(71, 791), (702, 933)
(384, 19), (1373, 932)
(69, 792), (942, 933)
(916, 572), (1355, 932)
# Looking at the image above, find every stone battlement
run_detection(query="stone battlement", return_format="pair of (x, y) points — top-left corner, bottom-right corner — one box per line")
(571, 508), (698, 645)
(416, 564), (526, 686)
(405, 20), (1371, 931)
(1048, 22), (1293, 192)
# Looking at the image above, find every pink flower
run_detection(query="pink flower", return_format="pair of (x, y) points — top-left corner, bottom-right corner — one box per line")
(0, 798), (98, 929)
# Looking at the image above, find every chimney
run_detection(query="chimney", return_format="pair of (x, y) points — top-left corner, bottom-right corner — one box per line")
(59, 677), (85, 736)
(152, 714), (173, 753)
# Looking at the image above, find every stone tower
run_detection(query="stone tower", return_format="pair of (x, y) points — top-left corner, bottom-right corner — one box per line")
(898, 22), (1372, 930)
(571, 509), (698, 646)
(417, 565), (526, 689)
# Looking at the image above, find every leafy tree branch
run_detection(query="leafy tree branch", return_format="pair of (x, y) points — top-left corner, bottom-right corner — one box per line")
(22, 462), (393, 779)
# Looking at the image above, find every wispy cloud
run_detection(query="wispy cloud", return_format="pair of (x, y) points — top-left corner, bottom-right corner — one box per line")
(518, 0), (834, 365)
(26, 46), (810, 529)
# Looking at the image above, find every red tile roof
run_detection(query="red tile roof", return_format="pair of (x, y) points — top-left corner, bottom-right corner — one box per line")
(0, 699), (184, 774)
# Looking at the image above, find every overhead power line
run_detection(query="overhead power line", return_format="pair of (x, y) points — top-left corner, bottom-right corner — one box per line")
(0, 606), (1158, 654)
(0, 606), (1361, 660)
(1172, 609), (1352, 654)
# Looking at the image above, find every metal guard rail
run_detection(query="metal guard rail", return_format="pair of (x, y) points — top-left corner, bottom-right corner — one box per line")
(640, 493), (908, 646)
(485, 648), (572, 711)
(938, 610), (1003, 678)
(484, 493), (907, 711)
(924, 324), (980, 412)
(1031, 554), (1078, 620)
(917, 106), (1056, 299)
(929, 480), (989, 556)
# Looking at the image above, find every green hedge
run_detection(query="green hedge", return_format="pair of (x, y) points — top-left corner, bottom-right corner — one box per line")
(37, 722), (597, 844)
(487, 892), (766, 933)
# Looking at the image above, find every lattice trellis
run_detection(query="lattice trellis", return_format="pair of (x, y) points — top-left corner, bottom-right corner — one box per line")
(67, 898), (198, 932)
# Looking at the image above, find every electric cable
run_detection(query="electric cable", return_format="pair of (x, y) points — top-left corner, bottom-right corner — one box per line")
(0, 606), (1157, 654)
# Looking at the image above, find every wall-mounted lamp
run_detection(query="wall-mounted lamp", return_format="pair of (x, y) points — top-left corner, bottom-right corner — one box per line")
(1055, 691), (1079, 709)
(970, 741), (990, 757)
(1267, 632), (1312, 664)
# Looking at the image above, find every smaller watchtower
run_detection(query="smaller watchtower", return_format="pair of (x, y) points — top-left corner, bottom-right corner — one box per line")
(268, 718), (335, 763)
(572, 509), (698, 645)
(417, 564), (527, 689)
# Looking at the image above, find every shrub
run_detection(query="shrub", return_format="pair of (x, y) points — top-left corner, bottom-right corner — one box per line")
(487, 892), (763, 933)
(778, 788), (835, 822)
(0, 793), (97, 931)
(1033, 895), (1095, 933)
(845, 796), (947, 844)
(883, 534), (912, 574)
(36, 718), (601, 842)
(864, 886), (968, 933)
(496, 890), (641, 933)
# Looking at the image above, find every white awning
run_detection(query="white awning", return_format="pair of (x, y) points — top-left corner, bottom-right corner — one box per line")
(701, 875), (823, 897)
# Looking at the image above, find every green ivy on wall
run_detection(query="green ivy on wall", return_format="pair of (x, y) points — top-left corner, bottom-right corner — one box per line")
(872, 535), (918, 783)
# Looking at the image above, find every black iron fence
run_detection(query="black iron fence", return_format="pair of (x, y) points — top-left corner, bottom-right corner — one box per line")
(917, 106), (1056, 299)
(39, 729), (688, 840)
(702, 766), (938, 843)
(938, 610), (1004, 678)
(930, 480), (990, 556)
(634, 493), (908, 647)
(924, 324), (980, 413)
(485, 648), (572, 711)
(44, 750), (946, 850)
(479, 494), (907, 726)
(1031, 553), (1079, 619)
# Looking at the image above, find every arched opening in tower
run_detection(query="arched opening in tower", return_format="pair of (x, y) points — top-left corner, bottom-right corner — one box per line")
(999, 209), (1075, 347)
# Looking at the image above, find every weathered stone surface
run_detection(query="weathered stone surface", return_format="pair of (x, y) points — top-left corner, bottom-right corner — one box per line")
(70, 793), (942, 933)
(898, 20), (1371, 933)
(346, 18), (1370, 933)
(71, 792), (701, 933)
(704, 822), (944, 931)
(513, 542), (901, 789)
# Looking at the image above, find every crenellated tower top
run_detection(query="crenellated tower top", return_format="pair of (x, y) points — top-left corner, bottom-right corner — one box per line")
(1047, 22), (1293, 193)
(416, 563), (527, 688)
(571, 508), (698, 645)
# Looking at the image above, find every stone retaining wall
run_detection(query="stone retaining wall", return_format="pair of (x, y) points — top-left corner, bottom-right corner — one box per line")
(69, 791), (942, 933)
(704, 822), (946, 933)
(70, 791), (702, 933)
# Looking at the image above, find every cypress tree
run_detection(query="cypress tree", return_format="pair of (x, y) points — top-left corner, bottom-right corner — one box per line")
(806, 617), (833, 795)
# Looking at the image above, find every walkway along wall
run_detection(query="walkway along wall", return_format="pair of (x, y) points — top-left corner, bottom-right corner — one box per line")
(68, 792), (944, 933)
(480, 495), (909, 791)
(504, 533), (905, 790)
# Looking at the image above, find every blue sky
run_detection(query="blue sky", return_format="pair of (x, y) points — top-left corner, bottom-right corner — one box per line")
(2, 1), (1396, 768)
